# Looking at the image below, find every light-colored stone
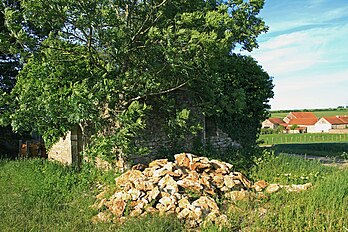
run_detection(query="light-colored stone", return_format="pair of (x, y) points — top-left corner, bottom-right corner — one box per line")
(92, 211), (112, 224)
(128, 188), (142, 201)
(134, 179), (154, 191)
(158, 174), (178, 194)
(159, 196), (174, 206)
(111, 191), (131, 201)
(96, 189), (108, 200)
(146, 186), (160, 202)
(163, 162), (174, 172)
(175, 153), (193, 168)
(149, 159), (168, 168)
(177, 178), (202, 192)
(224, 190), (253, 201)
(216, 214), (229, 227)
(95, 198), (107, 209)
(107, 199), (126, 217)
(210, 160), (230, 174)
(212, 173), (224, 188)
(153, 167), (169, 178)
(205, 211), (219, 223)
(266, 184), (281, 194)
(93, 153), (262, 228)
(178, 198), (190, 209)
(116, 170), (144, 187)
(192, 196), (219, 213)
(145, 206), (158, 213)
(177, 208), (191, 219)
(191, 162), (211, 172)
(233, 172), (252, 188)
(129, 208), (143, 217)
(285, 183), (312, 192)
(224, 175), (236, 188)
(253, 180), (268, 192)
(199, 173), (211, 187)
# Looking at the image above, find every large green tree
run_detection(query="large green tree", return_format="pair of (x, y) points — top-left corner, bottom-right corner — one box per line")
(0, 0), (273, 158)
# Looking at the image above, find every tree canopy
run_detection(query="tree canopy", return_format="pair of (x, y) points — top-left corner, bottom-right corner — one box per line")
(0, 0), (273, 158)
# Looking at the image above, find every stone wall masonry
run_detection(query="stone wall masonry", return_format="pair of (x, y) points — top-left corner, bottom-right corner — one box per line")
(48, 132), (73, 164)
(207, 129), (241, 150)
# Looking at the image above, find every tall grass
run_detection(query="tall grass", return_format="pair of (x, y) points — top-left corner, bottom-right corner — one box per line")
(0, 158), (183, 232)
(244, 154), (348, 231)
(1, 155), (348, 231)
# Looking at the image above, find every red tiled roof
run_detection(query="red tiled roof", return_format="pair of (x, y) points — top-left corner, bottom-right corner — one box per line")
(288, 118), (318, 125)
(290, 112), (317, 119)
(268, 118), (285, 125)
(323, 116), (348, 125)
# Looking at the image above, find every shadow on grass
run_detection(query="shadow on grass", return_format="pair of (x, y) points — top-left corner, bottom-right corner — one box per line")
(273, 143), (348, 157)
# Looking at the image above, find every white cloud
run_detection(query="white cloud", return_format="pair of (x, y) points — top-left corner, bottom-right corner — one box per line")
(270, 70), (348, 110)
(251, 0), (348, 110)
(251, 24), (348, 77)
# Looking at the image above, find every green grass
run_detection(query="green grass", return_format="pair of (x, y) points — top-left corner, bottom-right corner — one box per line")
(0, 158), (183, 232)
(259, 133), (348, 157)
(273, 143), (348, 157)
(244, 154), (348, 231)
(2, 155), (348, 231)
(270, 108), (348, 118)
(260, 133), (348, 145)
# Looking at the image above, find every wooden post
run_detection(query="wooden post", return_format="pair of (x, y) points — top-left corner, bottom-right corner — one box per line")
(26, 141), (29, 157)
(18, 140), (22, 158)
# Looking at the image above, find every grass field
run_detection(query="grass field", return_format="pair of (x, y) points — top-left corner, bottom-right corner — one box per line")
(260, 133), (348, 145)
(1, 154), (348, 231)
(0, 158), (184, 232)
(272, 143), (348, 157)
(259, 133), (348, 157)
(270, 108), (348, 118)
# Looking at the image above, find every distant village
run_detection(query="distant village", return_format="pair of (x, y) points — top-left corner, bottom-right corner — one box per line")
(262, 112), (348, 134)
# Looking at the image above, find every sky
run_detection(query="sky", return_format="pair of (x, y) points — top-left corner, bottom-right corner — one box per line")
(243, 0), (348, 110)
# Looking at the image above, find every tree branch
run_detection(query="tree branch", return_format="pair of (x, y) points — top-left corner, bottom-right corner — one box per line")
(124, 82), (187, 106)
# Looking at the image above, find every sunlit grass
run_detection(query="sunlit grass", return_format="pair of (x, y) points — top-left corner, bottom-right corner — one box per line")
(1, 154), (348, 231)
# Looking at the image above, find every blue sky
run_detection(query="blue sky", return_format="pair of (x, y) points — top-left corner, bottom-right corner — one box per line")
(244, 0), (348, 110)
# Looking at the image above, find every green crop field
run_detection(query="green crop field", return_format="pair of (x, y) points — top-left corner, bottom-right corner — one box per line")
(270, 108), (348, 118)
(259, 133), (348, 157)
(260, 133), (348, 145)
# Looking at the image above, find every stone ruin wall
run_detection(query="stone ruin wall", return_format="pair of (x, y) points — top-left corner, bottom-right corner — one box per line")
(48, 120), (239, 166)
(48, 132), (73, 164)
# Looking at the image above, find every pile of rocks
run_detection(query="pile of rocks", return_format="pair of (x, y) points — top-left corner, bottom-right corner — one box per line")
(92, 153), (311, 227)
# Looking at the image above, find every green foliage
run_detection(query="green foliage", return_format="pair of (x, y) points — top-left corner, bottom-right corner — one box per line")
(290, 124), (298, 130)
(1, 0), (272, 158)
(208, 54), (274, 147)
(84, 101), (150, 162)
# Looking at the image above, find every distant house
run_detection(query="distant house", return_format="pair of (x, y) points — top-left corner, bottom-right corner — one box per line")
(283, 112), (317, 124)
(312, 116), (348, 132)
(262, 112), (319, 133)
(261, 118), (287, 130)
(283, 112), (318, 133)
(287, 118), (318, 133)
